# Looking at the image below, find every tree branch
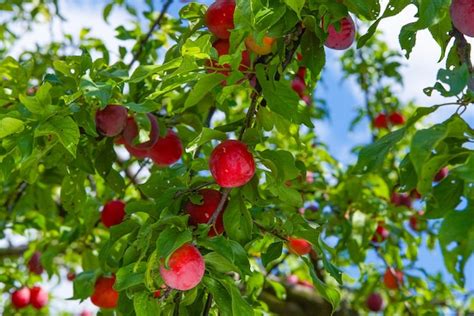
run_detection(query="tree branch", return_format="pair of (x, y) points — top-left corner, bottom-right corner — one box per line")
(128, 0), (174, 68)
(0, 245), (28, 258)
(207, 187), (231, 226)
(202, 293), (213, 316)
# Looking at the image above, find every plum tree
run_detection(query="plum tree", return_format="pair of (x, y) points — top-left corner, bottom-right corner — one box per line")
(91, 275), (119, 309)
(185, 189), (227, 236)
(95, 105), (128, 137)
(159, 244), (205, 291)
(324, 16), (356, 50)
(287, 237), (312, 255)
(11, 288), (30, 309)
(450, 0), (474, 37)
(366, 293), (384, 312)
(30, 286), (48, 309)
(209, 140), (255, 188)
(205, 0), (235, 39)
(384, 268), (404, 290)
(148, 130), (183, 166)
(101, 200), (126, 228)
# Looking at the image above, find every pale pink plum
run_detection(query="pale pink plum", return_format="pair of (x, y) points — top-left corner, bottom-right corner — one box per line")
(451, 0), (474, 37)
(11, 287), (30, 309)
(324, 15), (356, 50)
(160, 244), (205, 291)
(209, 140), (256, 188)
(30, 286), (48, 309)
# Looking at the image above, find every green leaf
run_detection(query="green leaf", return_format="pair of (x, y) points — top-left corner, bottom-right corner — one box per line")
(425, 174), (464, 219)
(260, 150), (300, 182)
(72, 271), (97, 300)
(129, 58), (183, 83)
(80, 75), (112, 107)
(0, 117), (24, 138)
(353, 127), (406, 174)
(410, 115), (469, 193)
(133, 292), (161, 316)
(204, 252), (240, 274)
(424, 64), (470, 97)
(256, 64), (313, 127)
(398, 0), (450, 58)
(35, 115), (80, 157)
(202, 277), (233, 316)
(115, 262), (146, 291)
(200, 236), (251, 275)
(300, 29), (325, 80)
(303, 257), (341, 314)
(186, 127), (227, 153)
(283, 0), (304, 18)
(222, 278), (255, 316)
(223, 194), (253, 245)
(358, 0), (411, 47)
(156, 227), (193, 266)
(343, 0), (381, 20)
(184, 73), (226, 108)
(439, 205), (474, 286)
(261, 241), (283, 268)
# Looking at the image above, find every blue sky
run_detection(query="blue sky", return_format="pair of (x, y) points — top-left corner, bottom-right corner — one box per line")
(5, 0), (473, 312)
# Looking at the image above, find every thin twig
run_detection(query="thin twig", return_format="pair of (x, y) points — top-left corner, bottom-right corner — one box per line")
(207, 188), (231, 225)
(174, 181), (215, 198)
(124, 158), (151, 189)
(202, 293), (213, 316)
(173, 292), (181, 316)
(128, 0), (174, 68)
